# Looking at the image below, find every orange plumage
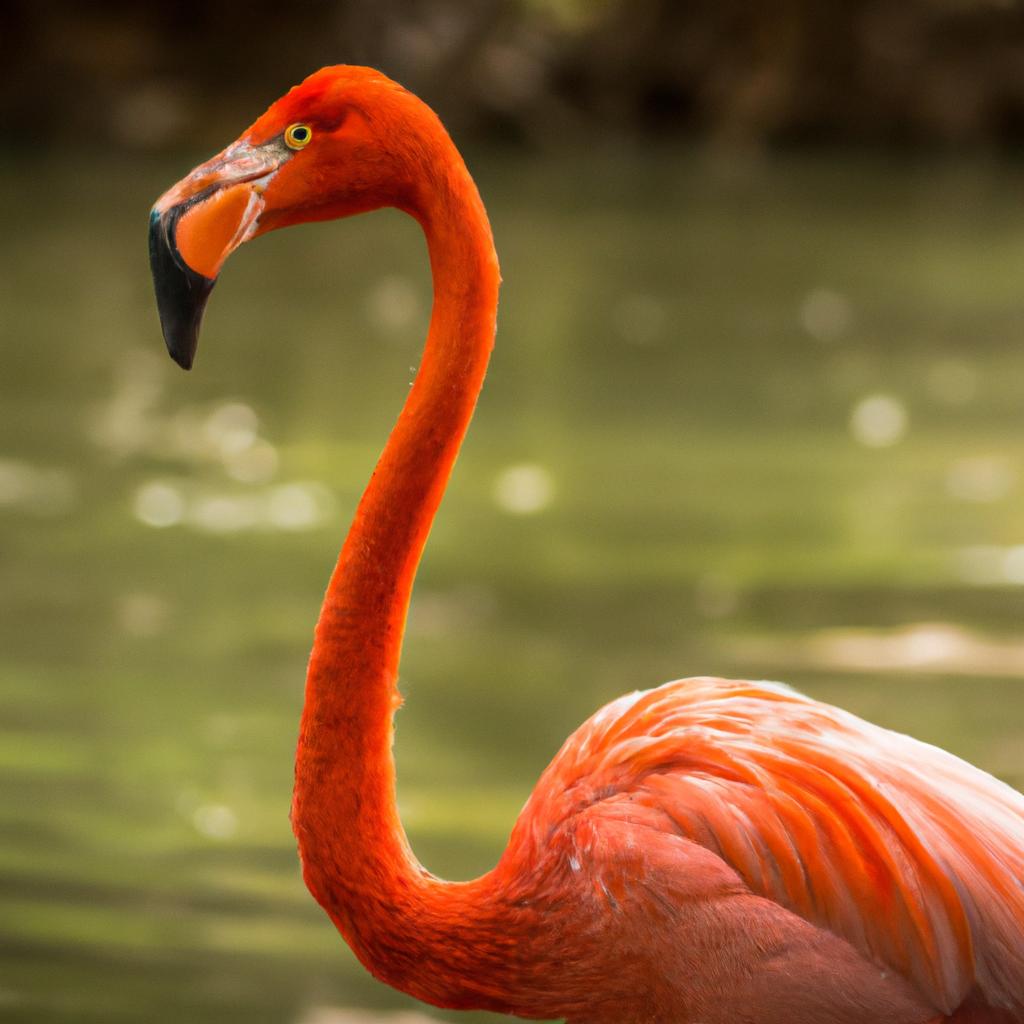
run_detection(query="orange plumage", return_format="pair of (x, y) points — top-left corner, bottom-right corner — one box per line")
(512, 678), (1024, 1018)
(149, 66), (1024, 1023)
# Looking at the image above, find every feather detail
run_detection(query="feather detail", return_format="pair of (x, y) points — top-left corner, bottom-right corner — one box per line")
(511, 677), (1024, 1015)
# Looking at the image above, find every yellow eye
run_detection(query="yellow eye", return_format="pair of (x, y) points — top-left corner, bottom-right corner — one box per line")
(284, 123), (313, 150)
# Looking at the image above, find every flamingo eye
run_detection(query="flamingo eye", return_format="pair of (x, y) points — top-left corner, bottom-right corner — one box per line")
(284, 124), (313, 150)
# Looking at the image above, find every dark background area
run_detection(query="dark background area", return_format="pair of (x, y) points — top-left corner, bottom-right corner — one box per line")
(7, 0), (1024, 152)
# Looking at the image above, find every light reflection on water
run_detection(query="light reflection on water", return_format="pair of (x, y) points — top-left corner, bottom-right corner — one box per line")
(132, 479), (336, 534)
(2, 152), (1024, 1023)
(848, 392), (908, 447)
(0, 459), (76, 515)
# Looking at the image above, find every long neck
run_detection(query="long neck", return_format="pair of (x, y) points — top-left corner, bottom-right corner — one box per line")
(292, 147), (506, 1005)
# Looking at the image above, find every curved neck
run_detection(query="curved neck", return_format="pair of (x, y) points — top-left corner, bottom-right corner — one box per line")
(292, 148), (504, 1004)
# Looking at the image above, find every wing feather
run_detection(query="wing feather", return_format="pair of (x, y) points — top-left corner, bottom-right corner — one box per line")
(516, 677), (1024, 1015)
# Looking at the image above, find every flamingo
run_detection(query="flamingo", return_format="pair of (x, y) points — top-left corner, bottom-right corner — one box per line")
(149, 66), (1024, 1024)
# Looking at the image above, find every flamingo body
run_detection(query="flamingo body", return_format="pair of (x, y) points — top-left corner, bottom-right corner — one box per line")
(148, 66), (1024, 1023)
(499, 677), (1024, 1021)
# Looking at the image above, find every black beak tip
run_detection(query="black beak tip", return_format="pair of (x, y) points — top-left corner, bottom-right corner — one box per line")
(148, 208), (215, 371)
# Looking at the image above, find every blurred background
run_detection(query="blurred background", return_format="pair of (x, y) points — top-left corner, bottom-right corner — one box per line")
(3, 1), (1024, 1022)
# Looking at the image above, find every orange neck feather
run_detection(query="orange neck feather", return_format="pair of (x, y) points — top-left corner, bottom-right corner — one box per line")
(291, 130), (514, 1007)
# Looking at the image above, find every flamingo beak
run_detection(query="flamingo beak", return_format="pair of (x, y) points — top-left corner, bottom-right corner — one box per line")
(149, 139), (285, 369)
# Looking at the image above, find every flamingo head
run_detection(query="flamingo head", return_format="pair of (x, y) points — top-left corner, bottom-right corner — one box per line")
(149, 66), (439, 369)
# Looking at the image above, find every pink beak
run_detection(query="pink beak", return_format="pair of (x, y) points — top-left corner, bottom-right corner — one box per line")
(149, 139), (285, 369)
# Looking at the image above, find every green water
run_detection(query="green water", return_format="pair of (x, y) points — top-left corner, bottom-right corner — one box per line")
(2, 150), (1024, 1023)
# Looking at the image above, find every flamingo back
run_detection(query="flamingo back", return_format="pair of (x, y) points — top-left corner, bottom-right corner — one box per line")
(511, 677), (1024, 1017)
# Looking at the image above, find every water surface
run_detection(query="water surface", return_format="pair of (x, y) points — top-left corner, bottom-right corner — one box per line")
(2, 151), (1024, 1023)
